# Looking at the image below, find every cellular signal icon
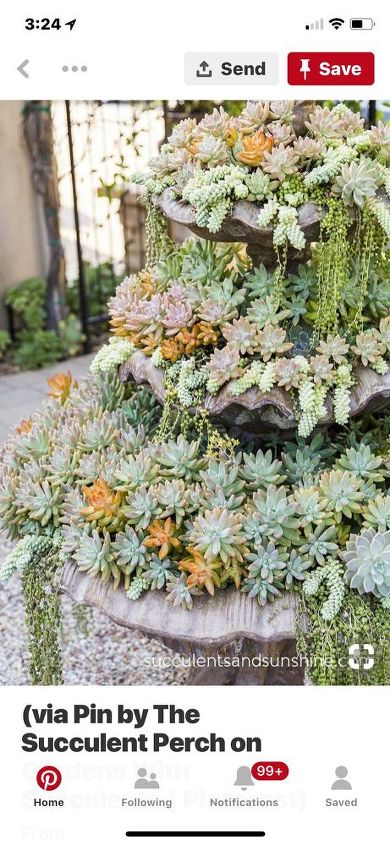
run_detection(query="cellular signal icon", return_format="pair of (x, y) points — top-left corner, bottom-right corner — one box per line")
(305, 19), (324, 30)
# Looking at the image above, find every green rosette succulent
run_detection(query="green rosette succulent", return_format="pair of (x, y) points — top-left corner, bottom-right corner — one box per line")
(344, 528), (390, 599)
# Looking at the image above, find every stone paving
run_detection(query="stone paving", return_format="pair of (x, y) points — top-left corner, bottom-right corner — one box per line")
(0, 353), (94, 445)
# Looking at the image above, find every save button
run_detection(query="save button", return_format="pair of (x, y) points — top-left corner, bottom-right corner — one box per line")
(288, 52), (374, 85)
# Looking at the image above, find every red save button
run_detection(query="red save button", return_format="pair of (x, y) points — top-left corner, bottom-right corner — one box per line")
(288, 52), (374, 85)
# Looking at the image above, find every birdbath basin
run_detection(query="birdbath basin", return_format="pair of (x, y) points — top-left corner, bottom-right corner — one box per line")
(61, 560), (304, 685)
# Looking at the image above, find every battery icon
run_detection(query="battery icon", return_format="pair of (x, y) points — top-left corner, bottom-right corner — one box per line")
(350, 18), (375, 29)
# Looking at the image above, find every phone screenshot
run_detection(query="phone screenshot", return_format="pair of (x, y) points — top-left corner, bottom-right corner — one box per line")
(0, 2), (388, 843)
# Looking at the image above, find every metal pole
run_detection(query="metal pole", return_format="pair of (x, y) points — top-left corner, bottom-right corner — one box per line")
(65, 100), (91, 352)
(367, 100), (377, 127)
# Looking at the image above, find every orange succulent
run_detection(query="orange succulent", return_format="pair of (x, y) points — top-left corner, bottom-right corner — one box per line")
(179, 547), (221, 595)
(47, 371), (76, 404)
(139, 332), (163, 356)
(144, 517), (182, 559)
(224, 126), (238, 148)
(160, 337), (185, 362)
(236, 130), (274, 166)
(193, 322), (220, 347)
(82, 478), (123, 523)
(16, 417), (33, 435)
(138, 270), (155, 296)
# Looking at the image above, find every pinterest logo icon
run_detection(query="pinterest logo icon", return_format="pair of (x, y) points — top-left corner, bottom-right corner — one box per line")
(36, 766), (62, 791)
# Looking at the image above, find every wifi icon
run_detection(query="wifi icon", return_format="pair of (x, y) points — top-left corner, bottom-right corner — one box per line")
(329, 17), (345, 30)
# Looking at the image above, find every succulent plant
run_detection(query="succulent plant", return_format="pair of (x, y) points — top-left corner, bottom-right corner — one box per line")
(300, 524), (339, 565)
(144, 555), (176, 590)
(256, 325), (292, 361)
(246, 542), (287, 581)
(188, 506), (247, 565)
(336, 443), (384, 482)
(144, 517), (182, 559)
(333, 159), (378, 208)
(81, 478), (124, 532)
(319, 470), (364, 522)
(344, 528), (390, 599)
(222, 317), (259, 355)
(262, 144), (299, 181)
(178, 547), (221, 595)
(166, 572), (197, 609)
(159, 436), (205, 481)
(250, 485), (300, 545)
(284, 550), (311, 587)
(239, 449), (285, 491)
(127, 574), (149, 600)
(123, 486), (160, 530)
(352, 330), (386, 367)
(242, 574), (283, 607)
(206, 344), (242, 391)
(112, 525), (147, 571)
(316, 335), (349, 364)
(362, 494), (390, 532)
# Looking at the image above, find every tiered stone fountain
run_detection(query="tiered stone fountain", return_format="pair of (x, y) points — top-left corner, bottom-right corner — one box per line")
(61, 102), (390, 684)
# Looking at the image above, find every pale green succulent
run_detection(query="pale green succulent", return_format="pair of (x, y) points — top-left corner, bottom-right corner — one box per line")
(200, 461), (245, 498)
(336, 443), (384, 482)
(250, 485), (300, 545)
(247, 542), (287, 581)
(144, 556), (176, 590)
(282, 435), (334, 484)
(79, 412), (119, 452)
(333, 158), (378, 207)
(188, 506), (247, 564)
(239, 449), (285, 491)
(362, 493), (390, 532)
(166, 573), (196, 609)
(113, 450), (160, 491)
(245, 265), (275, 300)
(158, 436), (205, 481)
(299, 524), (339, 565)
(344, 528), (390, 599)
(154, 479), (188, 525)
(123, 486), (160, 530)
(247, 296), (291, 329)
(112, 525), (147, 571)
(284, 550), (311, 587)
(294, 486), (329, 527)
(319, 470), (364, 522)
(16, 479), (63, 528)
(73, 529), (119, 585)
(241, 575), (282, 606)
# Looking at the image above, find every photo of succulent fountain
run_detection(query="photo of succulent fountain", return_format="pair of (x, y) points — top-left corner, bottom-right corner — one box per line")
(1, 101), (389, 686)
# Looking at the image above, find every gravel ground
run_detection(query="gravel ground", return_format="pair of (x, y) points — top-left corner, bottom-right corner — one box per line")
(0, 539), (190, 686)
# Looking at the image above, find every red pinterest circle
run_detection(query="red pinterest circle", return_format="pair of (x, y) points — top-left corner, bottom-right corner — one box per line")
(36, 766), (62, 791)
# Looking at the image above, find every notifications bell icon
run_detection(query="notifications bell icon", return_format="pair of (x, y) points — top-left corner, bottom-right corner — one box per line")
(234, 765), (254, 790)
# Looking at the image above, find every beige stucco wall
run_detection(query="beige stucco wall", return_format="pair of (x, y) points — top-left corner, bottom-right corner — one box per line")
(0, 101), (48, 329)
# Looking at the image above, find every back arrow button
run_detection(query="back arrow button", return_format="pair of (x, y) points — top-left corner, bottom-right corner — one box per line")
(17, 59), (30, 78)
